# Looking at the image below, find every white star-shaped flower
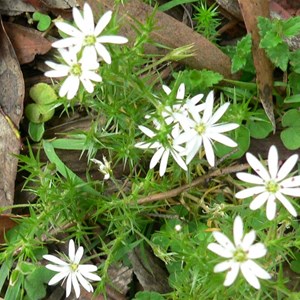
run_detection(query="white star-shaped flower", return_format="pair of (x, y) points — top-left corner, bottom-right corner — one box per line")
(135, 122), (187, 176)
(91, 156), (112, 180)
(175, 91), (239, 166)
(161, 83), (206, 125)
(45, 48), (102, 99)
(43, 239), (101, 299)
(52, 3), (128, 64)
(207, 216), (271, 289)
(235, 145), (300, 220)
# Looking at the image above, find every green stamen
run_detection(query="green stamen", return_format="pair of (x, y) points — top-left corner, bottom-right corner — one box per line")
(70, 263), (78, 272)
(234, 248), (247, 263)
(84, 35), (96, 46)
(265, 180), (279, 193)
(70, 64), (82, 76)
(195, 123), (206, 135)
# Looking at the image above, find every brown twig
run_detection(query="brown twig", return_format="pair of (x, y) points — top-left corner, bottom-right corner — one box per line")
(136, 163), (250, 205)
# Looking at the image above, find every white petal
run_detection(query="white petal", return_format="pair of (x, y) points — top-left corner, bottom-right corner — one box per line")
(247, 243), (267, 259)
(79, 266), (101, 281)
(150, 147), (164, 169)
(43, 254), (68, 266)
(97, 35), (128, 44)
(276, 192), (297, 217)
(235, 186), (266, 199)
(94, 11), (112, 36)
(76, 272), (93, 293)
(246, 260), (271, 280)
(210, 123), (239, 133)
(55, 22), (83, 38)
(72, 6), (86, 33)
(249, 192), (270, 210)
(175, 131), (196, 145)
(203, 136), (215, 166)
(266, 197), (277, 220)
(138, 125), (155, 138)
(83, 70), (102, 82)
(52, 37), (81, 49)
(281, 176), (300, 187)
(69, 239), (76, 261)
(246, 152), (270, 181)
(81, 47), (98, 67)
(233, 216), (243, 247)
(202, 91), (214, 123)
(209, 103), (230, 125)
(82, 2), (95, 34)
(277, 154), (299, 181)
(74, 246), (84, 264)
(236, 173), (265, 185)
(80, 77), (94, 93)
(213, 260), (232, 272)
(241, 230), (256, 251)
(71, 272), (81, 298)
(159, 148), (170, 176)
(176, 83), (185, 99)
(240, 261), (261, 289)
(212, 232), (235, 252)
(280, 187), (300, 197)
(66, 274), (72, 298)
(223, 262), (240, 286)
(48, 271), (69, 285)
(171, 150), (187, 171)
(207, 243), (233, 258)
(46, 264), (69, 273)
(95, 43), (112, 64)
(208, 132), (237, 147)
(185, 138), (202, 165)
(189, 93), (204, 106)
(162, 85), (171, 95)
(268, 145), (278, 179)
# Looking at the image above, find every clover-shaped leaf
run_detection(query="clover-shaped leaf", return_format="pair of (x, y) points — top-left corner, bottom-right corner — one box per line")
(281, 109), (300, 150)
(32, 12), (51, 32)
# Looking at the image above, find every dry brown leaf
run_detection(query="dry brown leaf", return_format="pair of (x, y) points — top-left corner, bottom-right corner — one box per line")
(78, 0), (236, 79)
(0, 17), (24, 210)
(4, 22), (52, 65)
(238, 0), (275, 131)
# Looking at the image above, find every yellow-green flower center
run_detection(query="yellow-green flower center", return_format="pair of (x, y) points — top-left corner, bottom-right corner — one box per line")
(84, 35), (96, 46)
(233, 248), (247, 263)
(70, 263), (79, 272)
(70, 63), (82, 76)
(265, 180), (279, 194)
(195, 122), (206, 135)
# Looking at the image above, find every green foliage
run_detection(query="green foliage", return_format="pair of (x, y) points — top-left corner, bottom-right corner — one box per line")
(281, 109), (300, 150)
(158, 0), (197, 12)
(231, 34), (254, 73)
(133, 291), (165, 299)
(32, 12), (51, 31)
(247, 109), (273, 139)
(193, 1), (221, 42)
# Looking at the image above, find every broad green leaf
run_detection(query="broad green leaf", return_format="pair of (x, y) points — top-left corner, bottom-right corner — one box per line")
(265, 43), (289, 71)
(159, 0), (197, 11)
(214, 125), (250, 160)
(32, 12), (51, 31)
(289, 49), (300, 73)
(0, 257), (13, 292)
(28, 122), (45, 142)
(291, 253), (300, 274)
(281, 109), (300, 150)
(283, 16), (300, 37)
(257, 16), (273, 36)
(247, 109), (273, 139)
(29, 83), (57, 105)
(133, 291), (165, 300)
(284, 94), (300, 104)
(50, 138), (87, 150)
(289, 72), (300, 94)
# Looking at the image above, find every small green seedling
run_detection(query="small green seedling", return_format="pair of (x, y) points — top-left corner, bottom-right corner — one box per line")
(32, 11), (51, 31)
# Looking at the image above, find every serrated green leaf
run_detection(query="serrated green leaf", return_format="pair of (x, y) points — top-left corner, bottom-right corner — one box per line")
(260, 31), (282, 49)
(257, 16), (273, 36)
(283, 16), (300, 37)
(265, 43), (289, 71)
(289, 72), (300, 94)
(231, 35), (252, 73)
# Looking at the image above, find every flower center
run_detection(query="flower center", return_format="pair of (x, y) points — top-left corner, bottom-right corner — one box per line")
(70, 63), (82, 76)
(195, 122), (206, 135)
(265, 180), (279, 194)
(84, 35), (96, 46)
(70, 263), (78, 272)
(233, 247), (247, 263)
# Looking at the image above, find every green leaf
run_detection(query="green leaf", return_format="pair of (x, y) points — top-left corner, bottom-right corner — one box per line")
(158, 0), (197, 11)
(25, 103), (55, 123)
(5, 269), (22, 300)
(24, 267), (53, 300)
(265, 43), (289, 71)
(32, 12), (51, 31)
(214, 125), (250, 160)
(283, 16), (300, 37)
(247, 109), (273, 139)
(29, 83), (57, 105)
(174, 69), (223, 93)
(291, 253), (300, 274)
(289, 49), (300, 73)
(284, 94), (300, 104)
(0, 257), (13, 292)
(260, 31), (282, 49)
(28, 122), (45, 142)
(281, 109), (300, 150)
(133, 291), (165, 300)
(50, 138), (87, 150)
(231, 34), (253, 73)
(289, 72), (300, 94)
(257, 16), (273, 36)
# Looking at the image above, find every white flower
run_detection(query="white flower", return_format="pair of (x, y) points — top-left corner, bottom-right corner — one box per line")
(135, 123), (187, 176)
(235, 145), (300, 220)
(207, 216), (271, 289)
(45, 48), (102, 99)
(91, 156), (112, 180)
(52, 3), (128, 64)
(161, 83), (206, 125)
(43, 239), (101, 299)
(175, 91), (239, 166)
